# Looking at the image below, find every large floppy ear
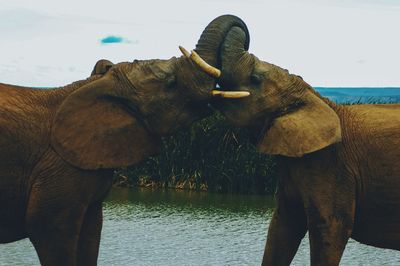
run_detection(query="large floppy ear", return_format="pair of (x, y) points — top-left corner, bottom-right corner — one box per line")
(257, 92), (342, 157)
(51, 74), (160, 170)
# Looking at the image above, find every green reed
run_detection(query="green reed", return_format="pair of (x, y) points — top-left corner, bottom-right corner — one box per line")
(115, 113), (277, 195)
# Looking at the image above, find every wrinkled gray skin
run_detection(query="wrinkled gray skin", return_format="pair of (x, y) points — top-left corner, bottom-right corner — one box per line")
(0, 16), (248, 266)
(213, 15), (400, 266)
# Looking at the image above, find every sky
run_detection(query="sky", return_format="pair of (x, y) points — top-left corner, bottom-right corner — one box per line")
(1, 0), (400, 87)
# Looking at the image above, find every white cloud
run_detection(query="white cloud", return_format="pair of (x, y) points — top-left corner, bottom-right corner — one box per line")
(0, 0), (399, 87)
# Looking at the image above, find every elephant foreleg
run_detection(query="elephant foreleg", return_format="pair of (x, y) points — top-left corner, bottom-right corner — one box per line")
(25, 149), (108, 266)
(262, 196), (307, 266)
(307, 204), (354, 266)
(27, 202), (86, 266)
(77, 202), (103, 266)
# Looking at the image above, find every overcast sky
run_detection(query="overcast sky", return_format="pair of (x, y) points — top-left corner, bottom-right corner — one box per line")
(1, 0), (399, 87)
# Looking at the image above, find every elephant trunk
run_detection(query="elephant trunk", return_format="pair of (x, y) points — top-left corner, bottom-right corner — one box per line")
(220, 25), (251, 83)
(179, 15), (250, 100)
(195, 15), (250, 70)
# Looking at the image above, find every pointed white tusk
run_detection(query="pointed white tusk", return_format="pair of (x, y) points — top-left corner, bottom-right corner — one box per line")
(179, 46), (222, 78)
(179, 46), (191, 58)
(211, 90), (250, 98)
(190, 50), (221, 78)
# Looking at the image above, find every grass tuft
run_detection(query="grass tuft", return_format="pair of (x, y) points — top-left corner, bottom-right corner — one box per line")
(115, 113), (276, 194)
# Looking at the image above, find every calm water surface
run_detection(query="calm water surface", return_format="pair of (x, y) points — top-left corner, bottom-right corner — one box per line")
(1, 187), (400, 265)
(315, 87), (400, 103)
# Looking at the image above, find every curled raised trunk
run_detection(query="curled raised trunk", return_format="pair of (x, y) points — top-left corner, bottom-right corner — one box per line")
(220, 25), (251, 83)
(195, 15), (250, 71)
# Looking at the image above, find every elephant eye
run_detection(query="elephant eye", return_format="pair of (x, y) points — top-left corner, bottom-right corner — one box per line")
(165, 75), (177, 88)
(250, 74), (262, 85)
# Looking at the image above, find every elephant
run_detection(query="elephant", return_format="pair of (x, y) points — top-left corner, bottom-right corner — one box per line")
(210, 15), (400, 265)
(0, 16), (250, 266)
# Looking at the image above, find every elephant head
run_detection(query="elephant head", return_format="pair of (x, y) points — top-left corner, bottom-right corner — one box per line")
(51, 16), (250, 170)
(213, 16), (342, 157)
(91, 59), (114, 76)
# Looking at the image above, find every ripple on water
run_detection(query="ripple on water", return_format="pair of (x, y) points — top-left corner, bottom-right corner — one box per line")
(1, 187), (400, 265)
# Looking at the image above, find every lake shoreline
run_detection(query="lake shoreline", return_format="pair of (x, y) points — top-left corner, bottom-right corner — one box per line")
(113, 173), (209, 192)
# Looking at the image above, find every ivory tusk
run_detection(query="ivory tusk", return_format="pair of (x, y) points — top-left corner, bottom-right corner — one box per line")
(211, 90), (250, 99)
(179, 46), (222, 78)
(179, 46), (191, 58)
(190, 50), (221, 78)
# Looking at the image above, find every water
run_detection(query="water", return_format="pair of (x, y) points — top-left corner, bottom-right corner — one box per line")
(1, 187), (400, 265)
(315, 87), (400, 103)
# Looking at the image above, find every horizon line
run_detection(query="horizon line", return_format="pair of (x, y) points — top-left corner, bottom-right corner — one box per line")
(314, 86), (400, 89)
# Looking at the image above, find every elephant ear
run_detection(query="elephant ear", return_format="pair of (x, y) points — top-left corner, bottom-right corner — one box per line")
(91, 59), (114, 76)
(257, 92), (342, 157)
(51, 75), (160, 170)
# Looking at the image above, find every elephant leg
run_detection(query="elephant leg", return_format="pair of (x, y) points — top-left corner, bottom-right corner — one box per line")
(307, 209), (354, 266)
(77, 202), (103, 266)
(25, 149), (113, 265)
(301, 178), (355, 265)
(25, 150), (93, 266)
(262, 192), (307, 265)
(27, 203), (86, 266)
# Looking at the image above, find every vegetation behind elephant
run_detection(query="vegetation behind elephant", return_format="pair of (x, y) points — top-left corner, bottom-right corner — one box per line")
(0, 16), (249, 266)
(211, 15), (400, 266)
